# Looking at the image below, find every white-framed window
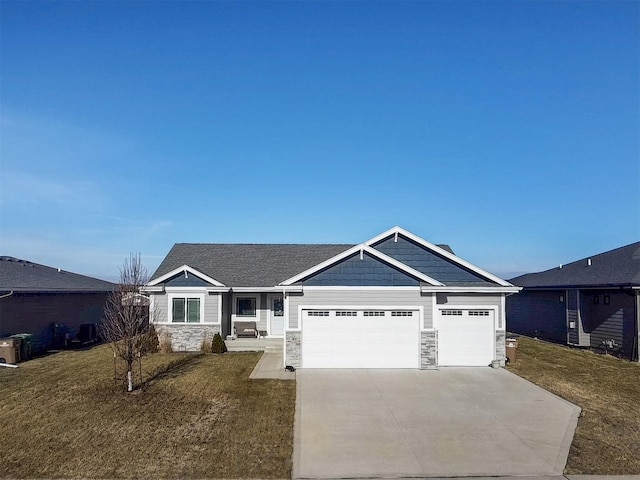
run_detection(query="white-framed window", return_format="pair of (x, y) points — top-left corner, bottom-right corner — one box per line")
(391, 311), (413, 316)
(336, 311), (357, 316)
(363, 311), (385, 317)
(237, 297), (256, 317)
(469, 310), (490, 316)
(441, 310), (463, 316)
(168, 293), (205, 323)
(307, 311), (329, 316)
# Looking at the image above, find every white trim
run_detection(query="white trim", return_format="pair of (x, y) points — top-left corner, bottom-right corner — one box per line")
(232, 286), (303, 293)
(141, 285), (164, 293)
(431, 292), (438, 330)
(295, 304), (425, 332)
(164, 292), (209, 324)
(434, 305), (499, 330)
(148, 265), (226, 287)
(280, 244), (444, 286)
(266, 293), (285, 337)
(365, 226), (514, 287)
(421, 286), (521, 294)
(302, 286), (421, 291)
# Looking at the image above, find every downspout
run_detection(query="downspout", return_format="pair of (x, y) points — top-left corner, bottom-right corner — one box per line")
(0, 291), (14, 300)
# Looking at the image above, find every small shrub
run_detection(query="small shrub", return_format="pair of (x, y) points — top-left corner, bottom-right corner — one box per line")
(211, 332), (227, 354)
(159, 331), (173, 354)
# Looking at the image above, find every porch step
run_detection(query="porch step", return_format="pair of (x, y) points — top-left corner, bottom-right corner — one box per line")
(224, 337), (284, 353)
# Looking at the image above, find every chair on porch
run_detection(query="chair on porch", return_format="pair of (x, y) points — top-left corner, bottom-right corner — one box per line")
(234, 321), (259, 338)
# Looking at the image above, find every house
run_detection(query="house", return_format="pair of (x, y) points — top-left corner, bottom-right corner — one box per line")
(506, 242), (640, 362)
(145, 227), (519, 369)
(0, 256), (114, 353)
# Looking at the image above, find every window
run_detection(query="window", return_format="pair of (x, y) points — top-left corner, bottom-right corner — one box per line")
(237, 297), (256, 316)
(441, 310), (462, 316)
(307, 311), (329, 316)
(172, 297), (201, 323)
(391, 311), (413, 316)
(604, 295), (610, 305)
(469, 310), (490, 316)
(336, 311), (357, 316)
(273, 298), (284, 316)
(363, 311), (385, 317)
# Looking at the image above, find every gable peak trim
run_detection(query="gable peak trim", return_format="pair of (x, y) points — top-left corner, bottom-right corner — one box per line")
(365, 226), (513, 287)
(148, 264), (226, 287)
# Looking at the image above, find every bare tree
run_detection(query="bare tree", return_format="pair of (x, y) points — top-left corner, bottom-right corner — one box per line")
(102, 253), (150, 392)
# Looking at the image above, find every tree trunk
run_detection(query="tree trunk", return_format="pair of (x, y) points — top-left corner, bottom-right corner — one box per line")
(127, 370), (133, 392)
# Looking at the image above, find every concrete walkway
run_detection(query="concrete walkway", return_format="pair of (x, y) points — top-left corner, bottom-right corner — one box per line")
(293, 368), (581, 479)
(249, 351), (295, 380)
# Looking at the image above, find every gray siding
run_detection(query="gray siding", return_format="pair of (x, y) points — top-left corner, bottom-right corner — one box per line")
(303, 252), (420, 286)
(436, 293), (503, 328)
(506, 290), (566, 343)
(288, 288), (433, 329)
(372, 236), (495, 285)
(568, 289), (590, 347)
(581, 290), (636, 359)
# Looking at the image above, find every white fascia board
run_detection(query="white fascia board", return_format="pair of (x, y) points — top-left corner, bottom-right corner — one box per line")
(366, 226), (514, 288)
(279, 244), (443, 286)
(141, 285), (164, 293)
(421, 285), (522, 294)
(232, 286), (303, 293)
(147, 264), (226, 287)
(206, 287), (231, 293)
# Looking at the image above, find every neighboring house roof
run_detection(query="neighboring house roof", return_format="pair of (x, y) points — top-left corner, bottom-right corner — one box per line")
(0, 256), (115, 292)
(510, 241), (640, 288)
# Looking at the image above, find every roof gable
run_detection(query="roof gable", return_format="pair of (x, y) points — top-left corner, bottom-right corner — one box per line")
(302, 251), (421, 286)
(371, 235), (497, 286)
(366, 227), (512, 287)
(511, 241), (640, 288)
(148, 265), (225, 287)
(0, 256), (114, 292)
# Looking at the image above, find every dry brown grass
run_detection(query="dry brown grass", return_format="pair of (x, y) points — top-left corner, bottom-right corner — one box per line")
(0, 345), (295, 478)
(506, 335), (640, 474)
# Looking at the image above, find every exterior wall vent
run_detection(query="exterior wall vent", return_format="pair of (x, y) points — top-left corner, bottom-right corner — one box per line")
(587, 258), (592, 266)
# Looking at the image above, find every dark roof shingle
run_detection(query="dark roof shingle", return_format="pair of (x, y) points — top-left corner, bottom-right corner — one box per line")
(510, 242), (640, 288)
(0, 257), (114, 292)
(151, 244), (354, 287)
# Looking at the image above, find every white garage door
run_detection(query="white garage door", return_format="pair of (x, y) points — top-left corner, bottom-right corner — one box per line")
(301, 309), (420, 368)
(437, 309), (495, 366)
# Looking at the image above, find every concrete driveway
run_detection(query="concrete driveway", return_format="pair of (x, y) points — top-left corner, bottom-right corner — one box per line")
(293, 368), (580, 479)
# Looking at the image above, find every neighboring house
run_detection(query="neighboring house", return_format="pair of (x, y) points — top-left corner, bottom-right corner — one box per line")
(0, 257), (114, 353)
(507, 242), (640, 362)
(145, 227), (519, 369)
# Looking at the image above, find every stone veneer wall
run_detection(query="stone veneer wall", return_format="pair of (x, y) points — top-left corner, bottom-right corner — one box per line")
(421, 331), (437, 369)
(286, 331), (301, 368)
(495, 331), (506, 366)
(155, 324), (221, 352)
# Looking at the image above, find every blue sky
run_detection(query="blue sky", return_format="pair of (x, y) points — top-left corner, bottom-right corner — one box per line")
(1, 1), (638, 282)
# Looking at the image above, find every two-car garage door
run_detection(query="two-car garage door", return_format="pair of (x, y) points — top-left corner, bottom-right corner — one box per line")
(301, 309), (420, 368)
(300, 307), (496, 368)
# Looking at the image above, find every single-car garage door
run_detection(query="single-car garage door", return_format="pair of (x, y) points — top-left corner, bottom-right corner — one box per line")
(301, 309), (420, 368)
(437, 309), (495, 366)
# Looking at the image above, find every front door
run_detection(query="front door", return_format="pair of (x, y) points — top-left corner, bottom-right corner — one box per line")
(268, 295), (285, 336)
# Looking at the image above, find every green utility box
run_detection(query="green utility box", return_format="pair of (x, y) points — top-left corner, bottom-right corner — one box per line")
(10, 334), (34, 361)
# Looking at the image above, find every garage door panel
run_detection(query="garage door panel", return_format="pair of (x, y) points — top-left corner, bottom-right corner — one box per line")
(302, 310), (420, 369)
(438, 310), (495, 367)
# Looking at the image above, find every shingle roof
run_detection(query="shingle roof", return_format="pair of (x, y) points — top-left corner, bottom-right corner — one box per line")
(152, 244), (355, 287)
(510, 242), (640, 288)
(0, 257), (115, 292)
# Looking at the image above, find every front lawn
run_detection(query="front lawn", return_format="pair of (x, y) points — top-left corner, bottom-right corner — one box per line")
(0, 346), (295, 478)
(506, 335), (640, 474)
